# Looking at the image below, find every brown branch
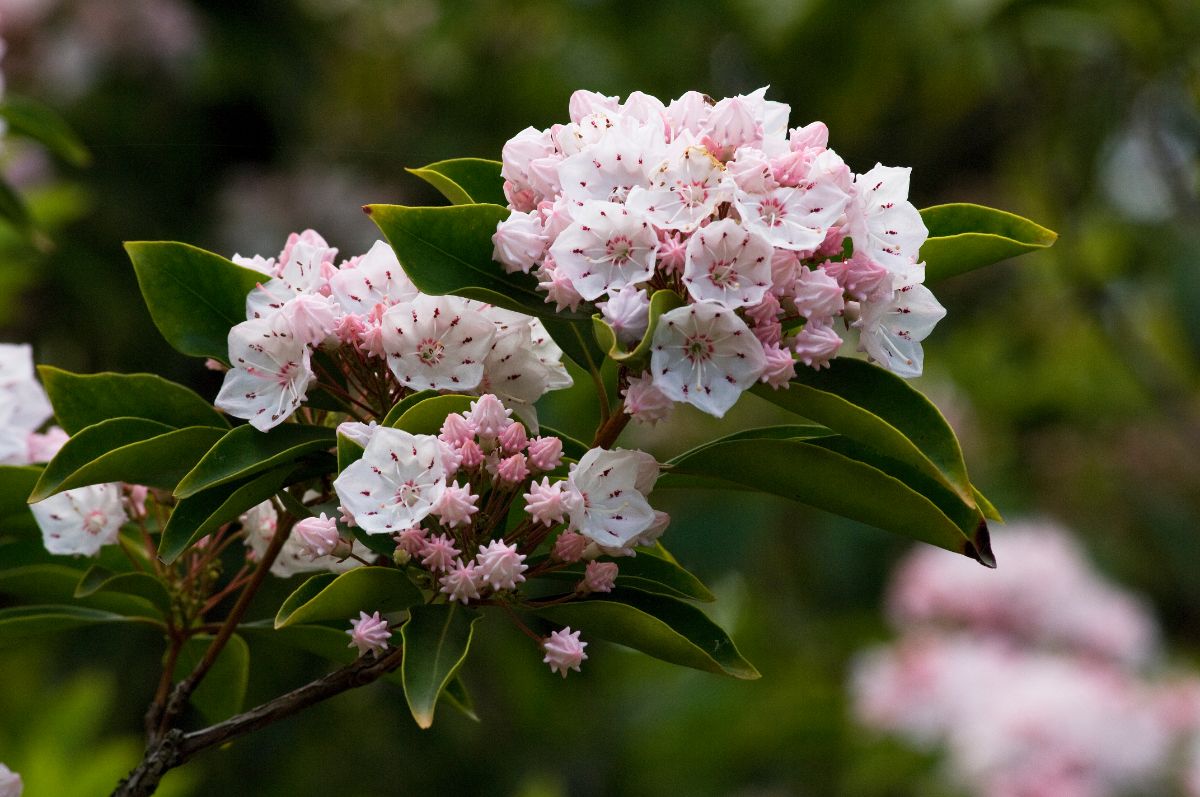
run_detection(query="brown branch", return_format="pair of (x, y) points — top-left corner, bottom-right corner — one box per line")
(591, 410), (630, 449)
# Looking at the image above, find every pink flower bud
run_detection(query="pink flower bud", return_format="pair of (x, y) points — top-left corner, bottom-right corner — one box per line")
(792, 266), (845, 322)
(347, 610), (390, 657)
(621, 372), (673, 426)
(580, 561), (619, 593)
(527, 436), (563, 471)
(439, 559), (482, 604)
(294, 513), (341, 559)
(395, 527), (428, 556)
(498, 421), (528, 455)
(492, 210), (548, 274)
(542, 626), (588, 677)
(439, 412), (476, 447)
(552, 530), (588, 562)
(458, 438), (485, 469)
(420, 533), (461, 573)
(433, 483), (479, 529)
(791, 322), (843, 369)
(525, 477), (569, 526)
(759, 343), (797, 389)
(496, 453), (530, 484)
(475, 540), (528, 591)
(468, 394), (512, 440)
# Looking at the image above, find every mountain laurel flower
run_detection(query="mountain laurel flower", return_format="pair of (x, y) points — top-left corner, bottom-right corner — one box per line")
(656, 230), (688, 275)
(328, 239), (417, 315)
(439, 412), (477, 447)
(565, 448), (658, 549)
(791, 265), (846, 322)
(847, 164), (928, 273)
(395, 527), (428, 556)
(336, 420), (378, 449)
(293, 513), (341, 559)
(527, 436), (563, 471)
(745, 291), (782, 328)
(475, 540), (528, 591)
(498, 420), (528, 454)
(854, 282), (946, 379)
(649, 301), (767, 418)
(332, 428), (448, 534)
(534, 258), (585, 313)
(458, 438), (485, 469)
(215, 314), (314, 431)
(760, 343), (798, 389)
(492, 210), (548, 274)
(791, 321), (843, 369)
(495, 452), (530, 484)
(552, 530), (588, 562)
(279, 293), (338, 346)
(347, 611), (391, 657)
(681, 218), (773, 309)
(822, 250), (890, 302)
(543, 627), (588, 678)
(382, 295), (496, 391)
(625, 144), (733, 232)
(467, 394), (512, 440)
(124, 484), (149, 519)
(26, 426), (68, 464)
(580, 561), (619, 593)
(439, 559), (483, 604)
(0, 763), (21, 797)
(433, 482), (479, 528)
(549, 201), (659, 301)
(420, 533), (461, 573)
(32, 483), (128, 557)
(525, 477), (570, 526)
(622, 371), (674, 425)
(597, 285), (651, 346)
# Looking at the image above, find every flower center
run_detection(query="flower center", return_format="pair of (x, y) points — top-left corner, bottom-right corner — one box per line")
(759, 198), (786, 227)
(684, 333), (716, 364)
(395, 480), (424, 508)
(83, 510), (107, 535)
(416, 338), (445, 366)
(678, 182), (708, 209)
(605, 236), (634, 266)
(708, 259), (738, 288)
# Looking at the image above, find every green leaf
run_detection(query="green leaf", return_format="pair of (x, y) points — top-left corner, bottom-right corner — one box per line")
(159, 465), (292, 564)
(380, 390), (440, 428)
(537, 426), (589, 461)
(667, 423), (833, 462)
(125, 241), (263, 361)
(0, 176), (33, 233)
(74, 566), (171, 615)
(0, 605), (131, 647)
(752, 358), (975, 506)
(274, 566), (424, 628)
(407, 158), (506, 206)
(30, 421), (225, 502)
(920, 203), (1057, 282)
(400, 603), (481, 729)
(38, 366), (228, 435)
(385, 394), (476, 434)
(0, 466), (41, 523)
(591, 289), (685, 367)
(530, 548), (716, 602)
(529, 588), (758, 679)
(175, 424), (334, 498)
(665, 437), (993, 566)
(0, 95), (90, 167)
(0, 564), (159, 617)
(176, 633), (250, 723)
(337, 432), (366, 474)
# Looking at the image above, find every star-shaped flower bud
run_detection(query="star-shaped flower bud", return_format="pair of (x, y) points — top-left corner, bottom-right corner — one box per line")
(565, 448), (658, 549)
(846, 164), (928, 273)
(649, 301), (766, 418)
(433, 482), (479, 529)
(791, 265), (845, 323)
(347, 611), (390, 657)
(31, 483), (127, 557)
(552, 530), (588, 562)
(294, 513), (341, 560)
(527, 436), (563, 471)
(216, 314), (314, 431)
(395, 527), (428, 556)
(420, 533), (461, 573)
(549, 201), (659, 301)
(535, 258), (585, 312)
(382, 295), (496, 391)
(822, 251), (890, 303)
(580, 561), (619, 594)
(329, 240), (418, 315)
(332, 427), (448, 534)
(760, 343), (798, 389)
(525, 478), (570, 526)
(475, 540), (528, 591)
(682, 218), (773, 309)
(468, 394), (512, 440)
(791, 321), (843, 370)
(625, 143), (734, 232)
(542, 627), (588, 678)
(439, 559), (483, 604)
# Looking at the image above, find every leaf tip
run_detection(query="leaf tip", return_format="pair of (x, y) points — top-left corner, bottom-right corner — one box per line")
(965, 520), (996, 569)
(362, 204), (374, 216)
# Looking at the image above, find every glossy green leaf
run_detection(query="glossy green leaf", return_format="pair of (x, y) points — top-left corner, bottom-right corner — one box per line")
(0, 564), (159, 616)
(665, 437), (992, 566)
(381, 390), (439, 427)
(752, 358), (975, 506)
(386, 394), (476, 434)
(38, 366), (228, 435)
(0, 466), (41, 525)
(920, 203), (1057, 282)
(530, 548), (716, 602)
(337, 432), (366, 473)
(175, 424), (334, 498)
(30, 421), (225, 502)
(158, 465), (292, 564)
(74, 566), (171, 615)
(274, 566), (424, 628)
(0, 95), (90, 166)
(176, 633), (250, 723)
(407, 158), (506, 206)
(591, 289), (685, 367)
(125, 241), (263, 361)
(530, 588), (758, 679)
(400, 603), (481, 729)
(0, 605), (131, 646)
(668, 423), (833, 463)
(0, 176), (32, 233)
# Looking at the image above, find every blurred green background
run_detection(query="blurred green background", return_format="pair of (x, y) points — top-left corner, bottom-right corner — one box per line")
(0, 0), (1198, 794)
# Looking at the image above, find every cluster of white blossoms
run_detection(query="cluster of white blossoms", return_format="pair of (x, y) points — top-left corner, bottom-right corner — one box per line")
(493, 87), (946, 420)
(216, 231), (572, 431)
(852, 521), (1200, 797)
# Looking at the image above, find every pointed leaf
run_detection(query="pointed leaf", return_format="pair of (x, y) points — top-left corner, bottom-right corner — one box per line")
(381, 389), (439, 427)
(0, 605), (132, 646)
(38, 367), (228, 434)
(274, 567), (424, 628)
(175, 424), (334, 498)
(176, 633), (250, 723)
(0, 95), (90, 166)
(529, 588), (758, 679)
(0, 466), (41, 524)
(74, 566), (171, 615)
(0, 564), (160, 617)
(407, 158), (506, 206)
(125, 241), (263, 361)
(591, 289), (685, 367)
(400, 603), (481, 729)
(920, 203), (1057, 282)
(158, 465), (292, 563)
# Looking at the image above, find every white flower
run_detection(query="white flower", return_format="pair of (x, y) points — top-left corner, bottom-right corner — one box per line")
(597, 285), (651, 346)
(681, 218), (773, 309)
(381, 294), (496, 391)
(847, 164), (928, 272)
(625, 143), (734, 232)
(476, 329), (550, 430)
(491, 210), (548, 274)
(549, 201), (658, 301)
(0, 344), (52, 465)
(855, 281), (946, 378)
(565, 448), (658, 548)
(215, 314), (314, 431)
(245, 229), (337, 319)
(649, 301), (766, 417)
(32, 483), (127, 556)
(556, 128), (660, 205)
(734, 174), (848, 252)
(333, 427), (448, 534)
(328, 240), (418, 315)
(231, 253), (275, 275)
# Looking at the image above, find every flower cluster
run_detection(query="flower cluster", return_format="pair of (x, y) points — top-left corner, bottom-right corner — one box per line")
(215, 232), (572, 431)
(492, 87), (945, 420)
(0, 763), (20, 797)
(852, 520), (1200, 797)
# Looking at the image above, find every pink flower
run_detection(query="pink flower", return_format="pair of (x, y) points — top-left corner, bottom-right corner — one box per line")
(468, 394), (512, 440)
(347, 611), (390, 657)
(656, 230), (689, 275)
(621, 372), (673, 425)
(759, 343), (797, 389)
(552, 530), (588, 562)
(420, 533), (461, 572)
(492, 210), (548, 274)
(294, 513), (341, 559)
(791, 321), (843, 369)
(439, 412), (476, 447)
(527, 436), (564, 471)
(439, 559), (483, 604)
(124, 484), (149, 519)
(280, 293), (338, 346)
(581, 561), (619, 593)
(791, 265), (845, 322)
(26, 426), (69, 463)
(542, 627), (588, 678)
(525, 478), (570, 526)
(475, 540), (528, 591)
(458, 439), (484, 469)
(495, 453), (530, 484)
(433, 483), (479, 529)
(0, 762), (22, 797)
(822, 251), (890, 302)
(498, 421), (528, 455)
(535, 258), (584, 313)
(395, 527), (427, 556)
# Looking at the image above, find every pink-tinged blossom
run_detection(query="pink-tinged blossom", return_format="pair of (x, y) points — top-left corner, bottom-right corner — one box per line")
(557, 129), (660, 205)
(538, 196), (576, 239)
(822, 250), (890, 302)
(814, 224), (848, 260)
(26, 425), (68, 463)
(734, 175), (849, 253)
(495, 453), (530, 484)
(597, 285), (651, 346)
(328, 240), (417, 315)
(433, 482), (479, 528)
(0, 763), (21, 797)
(502, 126), (558, 210)
(525, 477), (570, 526)
(476, 329), (551, 428)
(527, 436), (564, 471)
(581, 561), (619, 593)
(682, 218), (773, 309)
(215, 314), (313, 431)
(565, 448), (658, 548)
(492, 210), (548, 274)
(625, 144), (734, 232)
(439, 559), (483, 604)
(279, 293), (338, 346)
(458, 439), (484, 469)
(475, 540), (528, 591)
(498, 419), (528, 454)
(382, 295), (496, 391)
(665, 91), (710, 139)
(293, 513), (341, 559)
(347, 611), (390, 657)
(333, 313), (366, 347)
(791, 321), (843, 369)
(32, 484), (127, 557)
(726, 147), (778, 194)
(420, 533), (461, 573)
(245, 230), (337, 318)
(535, 258), (585, 313)
(568, 90), (620, 124)
(232, 253), (276, 275)
(855, 281), (946, 379)
(543, 626), (588, 678)
(760, 344), (797, 388)
(649, 301), (767, 418)
(549, 201), (658, 301)
(0, 344), (55, 465)
(846, 164), (928, 272)
(395, 527), (427, 556)
(552, 530), (588, 562)
(439, 412), (476, 447)
(332, 428), (448, 534)
(791, 265), (845, 322)
(622, 371), (674, 425)
(468, 394), (512, 440)
(701, 94), (767, 161)
(656, 230), (688, 275)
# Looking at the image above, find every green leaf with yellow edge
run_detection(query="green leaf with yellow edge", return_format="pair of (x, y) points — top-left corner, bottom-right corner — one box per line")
(407, 158), (505, 206)
(175, 424), (334, 498)
(591, 289), (685, 368)
(529, 588), (759, 679)
(158, 465), (292, 564)
(400, 603), (481, 729)
(274, 566), (424, 629)
(38, 366), (228, 435)
(920, 203), (1057, 283)
(125, 241), (263, 361)
(176, 633), (250, 723)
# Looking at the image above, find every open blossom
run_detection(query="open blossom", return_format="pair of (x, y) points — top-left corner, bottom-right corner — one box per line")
(0, 344), (54, 465)
(597, 285), (650, 345)
(565, 448), (659, 548)
(333, 428), (448, 534)
(649, 301), (766, 418)
(215, 314), (313, 431)
(328, 239), (417, 315)
(734, 175), (848, 253)
(855, 280), (946, 379)
(542, 627), (588, 678)
(681, 218), (773, 309)
(347, 611), (390, 657)
(847, 164), (928, 272)
(475, 540), (528, 591)
(382, 294), (496, 391)
(625, 144), (733, 232)
(549, 201), (658, 301)
(31, 483), (127, 556)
